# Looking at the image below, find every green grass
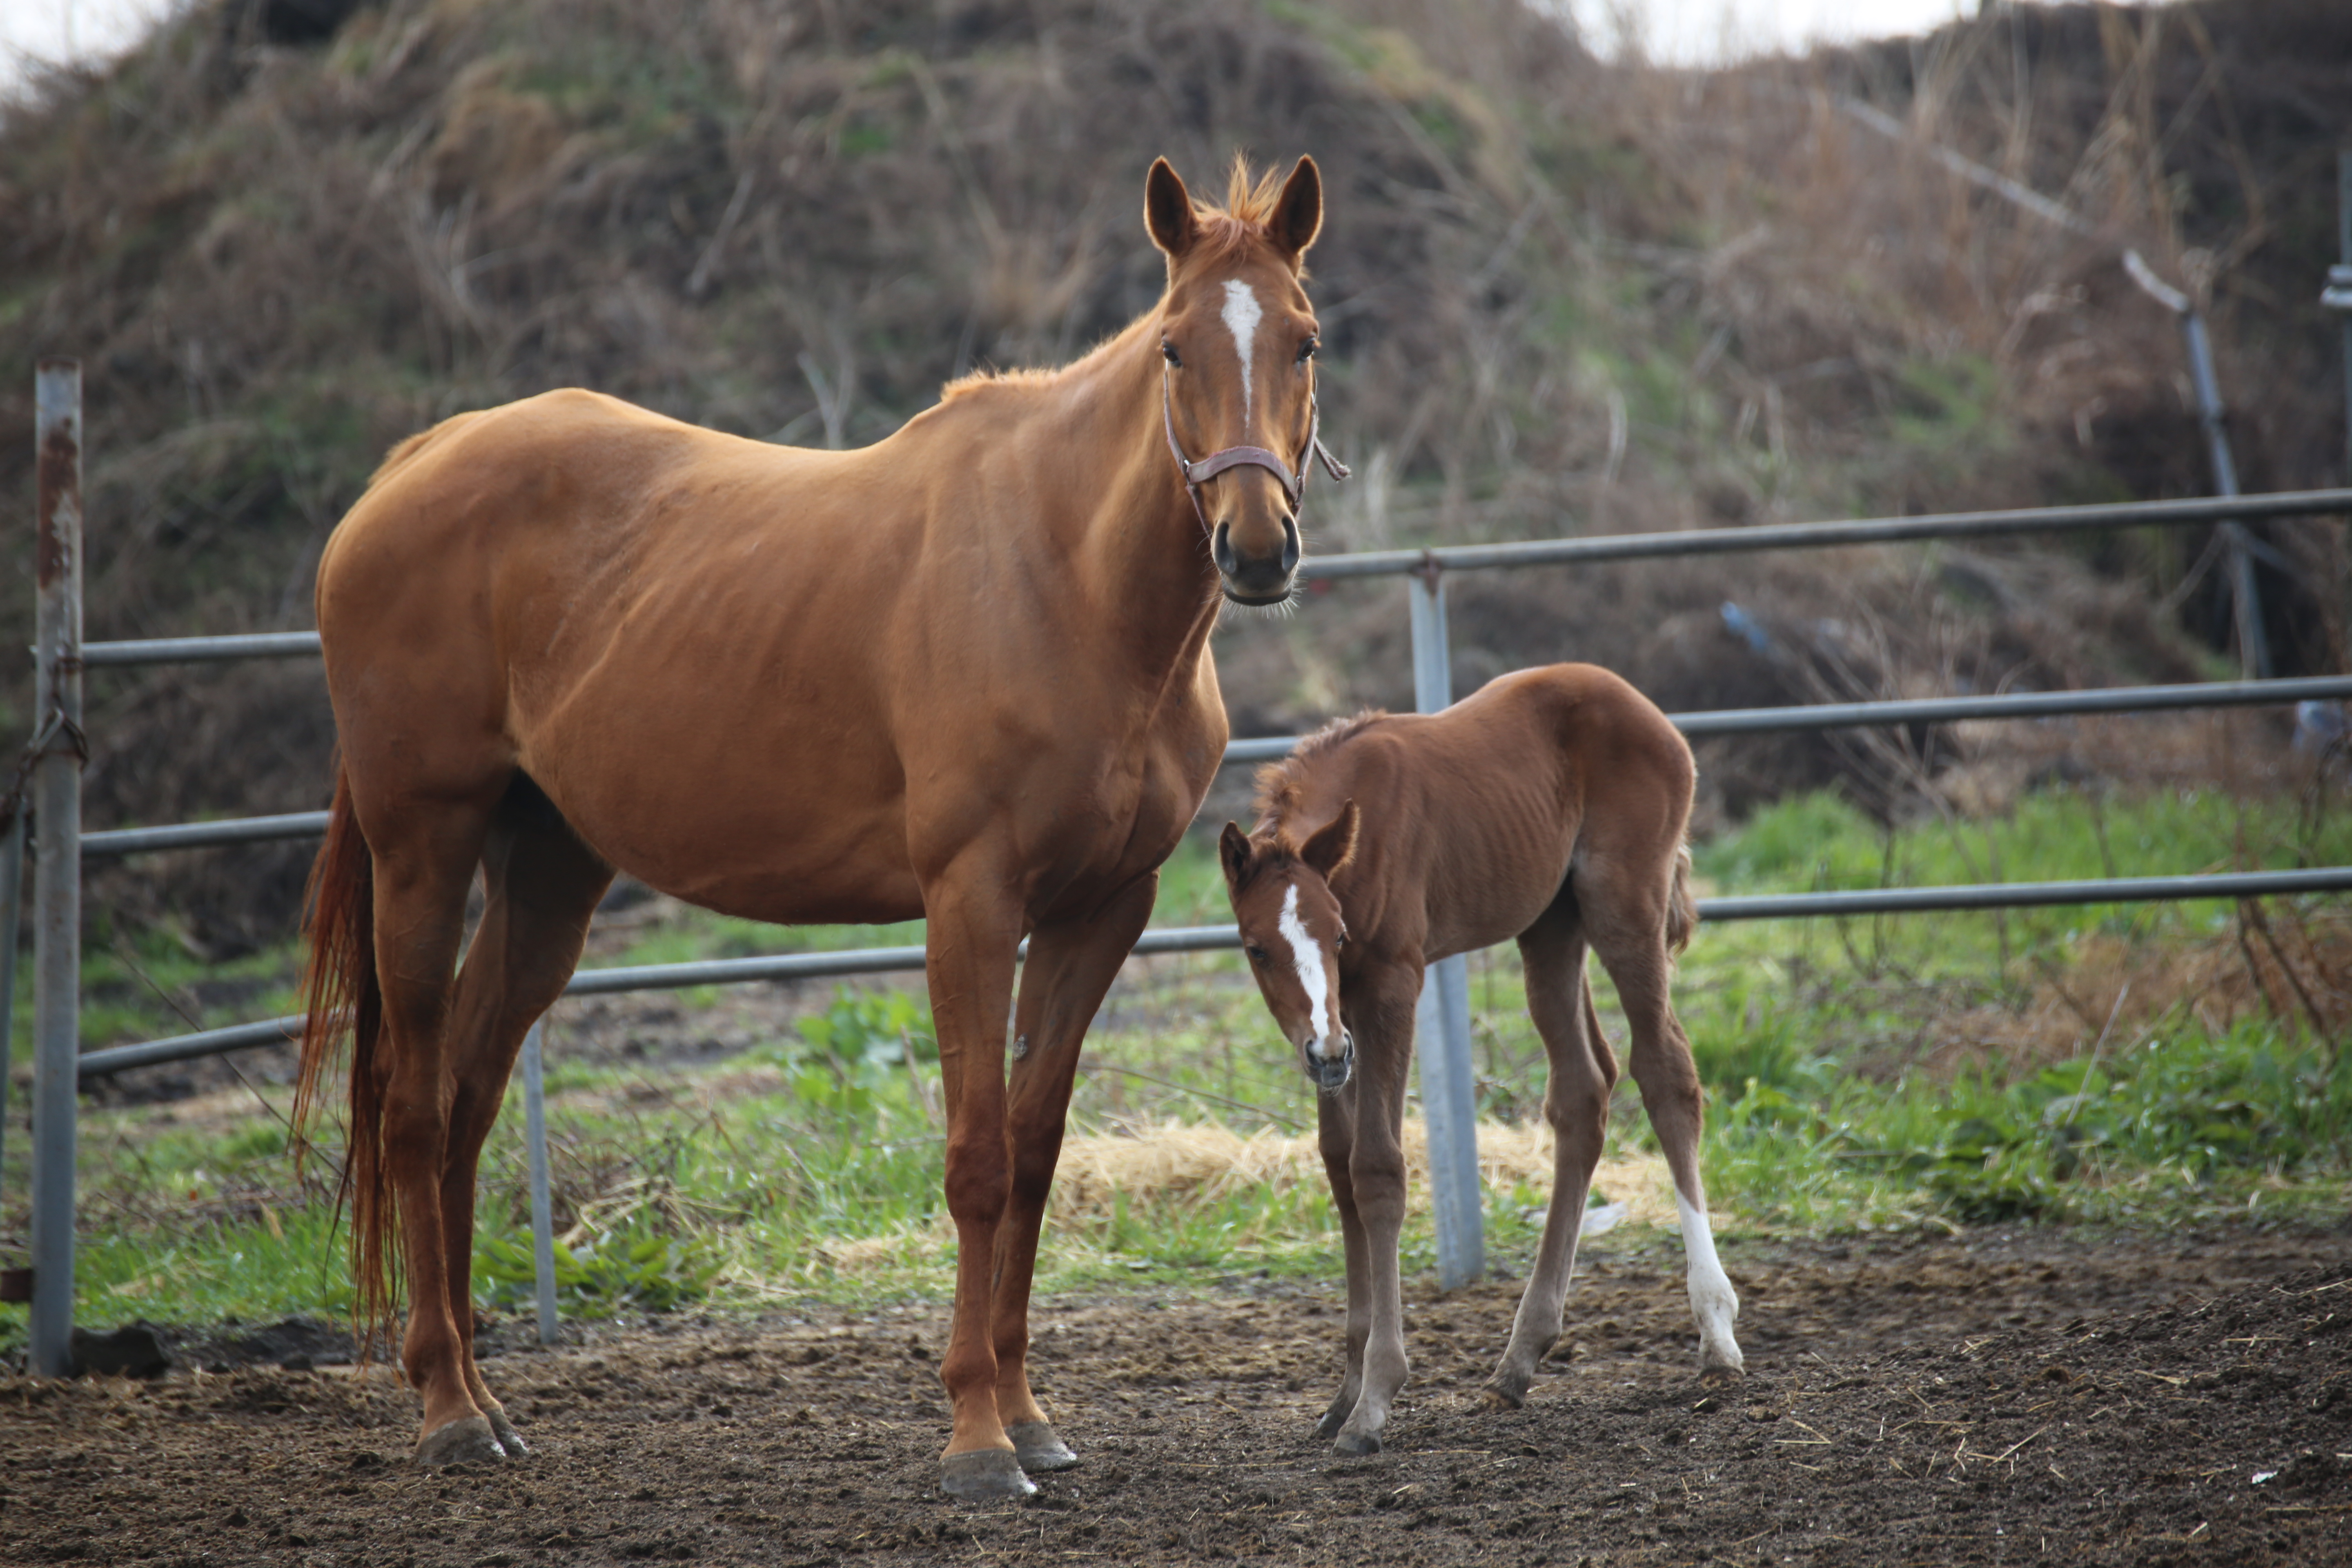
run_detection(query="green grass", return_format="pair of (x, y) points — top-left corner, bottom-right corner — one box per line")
(4, 783), (2349, 1355)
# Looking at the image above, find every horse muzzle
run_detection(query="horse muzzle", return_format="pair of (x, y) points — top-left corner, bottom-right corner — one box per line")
(1303, 1029), (1354, 1095)
(1212, 515), (1301, 605)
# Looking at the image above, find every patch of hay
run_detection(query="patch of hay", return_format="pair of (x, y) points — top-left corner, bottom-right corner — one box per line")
(1051, 1119), (1688, 1232)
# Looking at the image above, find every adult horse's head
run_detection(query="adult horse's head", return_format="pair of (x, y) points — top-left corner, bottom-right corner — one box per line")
(1147, 155), (1341, 607)
(1220, 802), (1360, 1092)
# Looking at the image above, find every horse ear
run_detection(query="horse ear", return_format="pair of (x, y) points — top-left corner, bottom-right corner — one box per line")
(1219, 821), (1254, 889)
(1146, 158), (1197, 260)
(1300, 798), (1358, 879)
(1268, 156), (1323, 265)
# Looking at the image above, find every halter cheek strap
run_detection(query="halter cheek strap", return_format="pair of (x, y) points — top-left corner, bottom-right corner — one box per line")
(1163, 372), (1352, 530)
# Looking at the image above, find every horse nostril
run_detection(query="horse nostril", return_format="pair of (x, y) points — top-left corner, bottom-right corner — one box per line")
(1280, 514), (1301, 576)
(1211, 520), (1238, 577)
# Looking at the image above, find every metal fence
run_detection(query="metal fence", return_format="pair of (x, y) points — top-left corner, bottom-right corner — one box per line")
(11, 357), (2352, 1374)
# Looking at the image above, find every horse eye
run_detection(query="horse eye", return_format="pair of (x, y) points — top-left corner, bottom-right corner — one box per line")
(1245, 944), (1269, 964)
(1298, 336), (1319, 363)
(1162, 340), (1182, 367)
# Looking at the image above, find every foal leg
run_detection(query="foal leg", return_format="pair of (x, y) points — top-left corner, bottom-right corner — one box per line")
(989, 872), (1160, 1473)
(1325, 959), (1422, 1455)
(1586, 874), (1744, 1381)
(1312, 1081), (1372, 1441)
(1483, 905), (1617, 1409)
(432, 783), (613, 1458)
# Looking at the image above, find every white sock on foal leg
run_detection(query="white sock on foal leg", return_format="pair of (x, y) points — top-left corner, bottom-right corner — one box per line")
(1675, 1190), (1744, 1374)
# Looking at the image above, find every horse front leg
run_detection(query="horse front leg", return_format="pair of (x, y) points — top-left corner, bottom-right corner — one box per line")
(988, 871), (1160, 1475)
(1327, 960), (1420, 1455)
(922, 868), (1030, 1499)
(1485, 910), (1614, 1409)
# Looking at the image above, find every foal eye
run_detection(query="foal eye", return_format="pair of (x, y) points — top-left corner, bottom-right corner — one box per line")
(1161, 340), (1182, 367)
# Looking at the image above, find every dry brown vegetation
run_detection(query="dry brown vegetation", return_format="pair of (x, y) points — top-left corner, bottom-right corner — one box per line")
(0, 0), (2348, 946)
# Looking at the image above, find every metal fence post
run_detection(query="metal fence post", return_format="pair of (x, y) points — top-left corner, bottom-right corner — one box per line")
(521, 1018), (559, 1346)
(1406, 563), (1484, 1290)
(31, 361), (85, 1378)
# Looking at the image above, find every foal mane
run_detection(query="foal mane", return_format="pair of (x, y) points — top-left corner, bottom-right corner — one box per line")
(1250, 709), (1388, 832)
(941, 156), (1306, 405)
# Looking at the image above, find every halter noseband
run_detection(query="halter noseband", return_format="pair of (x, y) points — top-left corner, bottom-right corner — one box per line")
(1162, 371), (1352, 531)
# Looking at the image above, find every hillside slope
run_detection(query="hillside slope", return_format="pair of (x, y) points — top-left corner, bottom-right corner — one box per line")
(0, 0), (2345, 945)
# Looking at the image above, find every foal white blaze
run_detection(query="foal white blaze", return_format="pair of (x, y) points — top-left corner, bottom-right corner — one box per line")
(1221, 280), (1263, 423)
(1277, 881), (1339, 1061)
(1675, 1190), (1745, 1372)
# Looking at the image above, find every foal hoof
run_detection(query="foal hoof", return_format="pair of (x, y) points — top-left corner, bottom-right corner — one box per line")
(486, 1408), (530, 1457)
(1332, 1428), (1383, 1457)
(1478, 1380), (1527, 1412)
(1008, 1421), (1079, 1473)
(940, 1448), (1037, 1501)
(414, 1415), (505, 1467)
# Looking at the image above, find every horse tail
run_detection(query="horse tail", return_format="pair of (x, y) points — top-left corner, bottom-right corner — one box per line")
(1664, 842), (1697, 959)
(292, 766), (397, 1356)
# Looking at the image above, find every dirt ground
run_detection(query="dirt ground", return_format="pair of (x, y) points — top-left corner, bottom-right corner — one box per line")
(3, 1224), (2348, 1567)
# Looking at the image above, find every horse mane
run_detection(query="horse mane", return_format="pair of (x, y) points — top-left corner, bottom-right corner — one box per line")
(1250, 709), (1388, 830)
(941, 156), (1304, 405)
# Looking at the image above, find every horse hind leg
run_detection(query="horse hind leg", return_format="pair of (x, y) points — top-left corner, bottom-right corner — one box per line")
(356, 786), (504, 1466)
(1584, 858), (1744, 1383)
(1483, 903), (1614, 1410)
(425, 773), (614, 1463)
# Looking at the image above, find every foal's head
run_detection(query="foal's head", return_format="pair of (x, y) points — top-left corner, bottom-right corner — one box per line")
(1218, 802), (1360, 1093)
(1146, 155), (1328, 607)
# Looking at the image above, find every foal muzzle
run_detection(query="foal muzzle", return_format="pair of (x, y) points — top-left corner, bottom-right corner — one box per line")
(1305, 1029), (1354, 1095)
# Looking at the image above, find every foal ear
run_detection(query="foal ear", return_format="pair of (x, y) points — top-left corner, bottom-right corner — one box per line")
(1145, 158), (1197, 260)
(1218, 821), (1254, 889)
(1300, 798), (1359, 879)
(1268, 156), (1323, 265)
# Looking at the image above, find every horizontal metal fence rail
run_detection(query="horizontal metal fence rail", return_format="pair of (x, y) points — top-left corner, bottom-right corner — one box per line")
(81, 631), (324, 667)
(1294, 487), (2352, 580)
(79, 866), (2352, 1080)
(78, 677), (2352, 855)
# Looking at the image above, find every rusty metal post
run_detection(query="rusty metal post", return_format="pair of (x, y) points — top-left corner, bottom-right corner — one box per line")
(0, 811), (24, 1203)
(30, 360), (85, 1377)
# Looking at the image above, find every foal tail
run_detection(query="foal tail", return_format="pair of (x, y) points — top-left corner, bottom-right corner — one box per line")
(291, 766), (398, 1355)
(1665, 842), (1697, 958)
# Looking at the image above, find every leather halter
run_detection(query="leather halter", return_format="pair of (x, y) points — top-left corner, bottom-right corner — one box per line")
(1162, 370), (1352, 531)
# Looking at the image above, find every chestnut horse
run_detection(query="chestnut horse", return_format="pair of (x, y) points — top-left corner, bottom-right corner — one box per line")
(1217, 664), (1743, 1454)
(294, 155), (1344, 1499)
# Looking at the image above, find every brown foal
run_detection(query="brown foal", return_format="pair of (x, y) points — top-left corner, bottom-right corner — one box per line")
(1219, 664), (1744, 1455)
(294, 155), (1343, 1499)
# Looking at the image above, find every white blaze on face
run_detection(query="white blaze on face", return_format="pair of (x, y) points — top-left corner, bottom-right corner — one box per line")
(1221, 279), (1263, 424)
(1277, 880), (1335, 1055)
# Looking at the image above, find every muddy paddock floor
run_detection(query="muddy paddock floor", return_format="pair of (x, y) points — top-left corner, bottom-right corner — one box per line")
(4, 1224), (2349, 1567)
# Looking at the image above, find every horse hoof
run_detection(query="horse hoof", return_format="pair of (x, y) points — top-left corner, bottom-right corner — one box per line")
(414, 1415), (505, 1467)
(1332, 1428), (1382, 1457)
(940, 1448), (1037, 1500)
(1479, 1381), (1526, 1412)
(1699, 1363), (1746, 1390)
(1008, 1421), (1078, 1473)
(486, 1408), (530, 1457)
